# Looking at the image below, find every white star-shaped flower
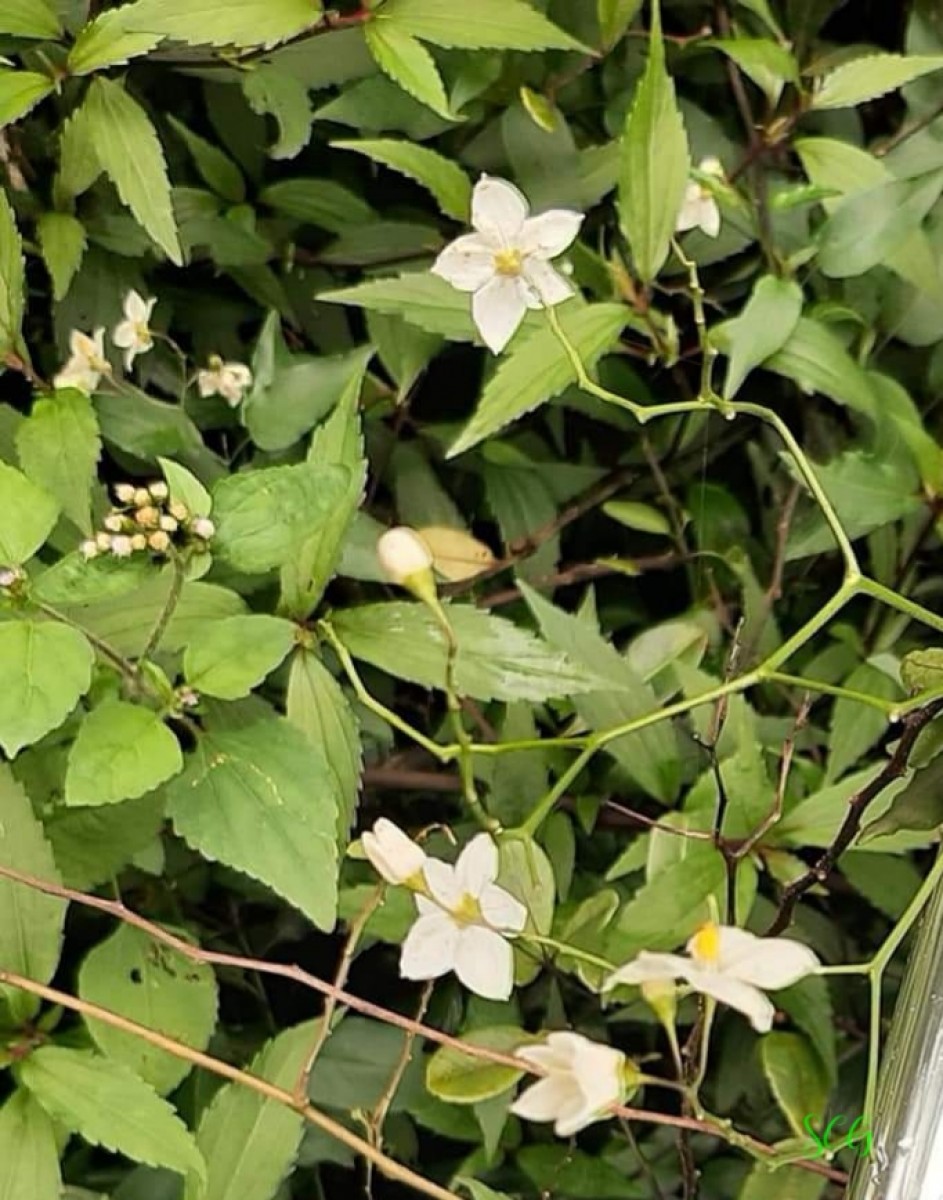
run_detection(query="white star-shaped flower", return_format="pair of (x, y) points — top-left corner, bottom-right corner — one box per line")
(198, 357), (253, 407)
(432, 175), (583, 355)
(54, 328), (110, 394)
(605, 923), (819, 1033)
(362, 817), (427, 887)
(675, 157), (724, 239)
(400, 833), (527, 1001)
(510, 1031), (627, 1137)
(112, 290), (157, 371)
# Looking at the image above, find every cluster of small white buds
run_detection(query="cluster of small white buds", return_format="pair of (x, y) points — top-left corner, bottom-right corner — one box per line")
(80, 480), (216, 562)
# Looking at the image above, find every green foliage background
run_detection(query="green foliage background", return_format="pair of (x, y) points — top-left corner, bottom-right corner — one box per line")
(4, 1), (943, 1198)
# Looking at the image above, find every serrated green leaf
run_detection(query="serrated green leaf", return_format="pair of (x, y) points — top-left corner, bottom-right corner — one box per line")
(64, 700), (183, 807)
(186, 1021), (315, 1200)
(15, 390), (100, 535)
(67, 9), (163, 75)
(320, 271), (478, 340)
(812, 52), (943, 110)
(426, 1027), (532, 1104)
(19, 1047), (206, 1185)
(332, 601), (608, 703)
(183, 615), (296, 699)
(764, 317), (879, 419)
(55, 105), (102, 203)
(36, 213), (87, 301)
(826, 663), (900, 782)
(0, 767), (67, 1021)
(718, 275), (803, 399)
(83, 78), (181, 265)
(259, 178), (376, 232)
(760, 1032), (829, 1137)
(158, 457), (212, 518)
(242, 65), (313, 160)
(901, 647), (943, 693)
(0, 188), (25, 358)
(42, 791), (166, 890)
(0, 70), (54, 128)
(212, 462), (350, 574)
(364, 21), (454, 121)
(448, 302), (627, 456)
(122, 0), (321, 48)
(0, 1090), (61, 1200)
(0, 0), (60, 38)
(167, 116), (245, 203)
(598, 0), (644, 49)
(0, 622), (93, 757)
(861, 755), (943, 842)
(333, 138), (470, 220)
(373, 0), (587, 51)
(0, 460), (59, 563)
(78, 924), (218, 1095)
(286, 651), (361, 840)
(165, 718), (338, 929)
(705, 38), (799, 103)
(617, 0), (690, 282)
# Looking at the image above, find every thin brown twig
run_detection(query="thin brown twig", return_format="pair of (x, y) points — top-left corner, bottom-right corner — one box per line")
(737, 694), (812, 859)
(477, 553), (685, 608)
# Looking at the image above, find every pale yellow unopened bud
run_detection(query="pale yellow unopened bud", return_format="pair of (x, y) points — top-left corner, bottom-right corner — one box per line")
(149, 481), (169, 501)
(148, 530), (171, 553)
(130, 533), (148, 552)
(169, 501), (188, 522)
(103, 514), (124, 533)
(135, 505), (160, 528)
(133, 488), (151, 507)
(377, 527), (436, 599)
(114, 483), (136, 504)
(191, 517), (215, 540)
(80, 540), (99, 560)
(96, 532), (112, 551)
(159, 515), (178, 533)
(111, 535), (133, 558)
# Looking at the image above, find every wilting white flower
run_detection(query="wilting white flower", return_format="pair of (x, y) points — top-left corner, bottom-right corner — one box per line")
(362, 818), (427, 887)
(675, 157), (724, 239)
(510, 1031), (627, 1137)
(401, 834), (527, 1001)
(432, 175), (583, 354)
(605, 923), (819, 1033)
(198, 357), (253, 407)
(54, 329), (109, 394)
(112, 290), (157, 371)
(377, 527), (434, 588)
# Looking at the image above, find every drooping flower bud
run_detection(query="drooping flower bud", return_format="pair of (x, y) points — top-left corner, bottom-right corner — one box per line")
(377, 526), (437, 603)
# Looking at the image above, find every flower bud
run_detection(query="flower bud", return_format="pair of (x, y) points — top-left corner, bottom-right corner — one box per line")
(130, 533), (148, 552)
(149, 481), (169, 501)
(148, 531), (171, 553)
(159, 515), (178, 533)
(104, 514), (125, 533)
(96, 532), (113, 551)
(169, 501), (189, 522)
(133, 487), (151, 507)
(135, 505), (160, 528)
(377, 527), (435, 599)
(115, 483), (136, 504)
(641, 978), (678, 1028)
(361, 818), (427, 888)
(111, 535), (133, 558)
(191, 517), (215, 540)
(80, 540), (99, 560)
(0, 567), (20, 588)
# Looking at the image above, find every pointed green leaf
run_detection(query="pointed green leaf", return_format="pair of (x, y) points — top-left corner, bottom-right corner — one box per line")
(0, 622), (93, 757)
(183, 615), (296, 699)
(67, 8), (163, 75)
(78, 924), (218, 1096)
(718, 275), (803, 399)
(373, 0), (587, 51)
(165, 718), (338, 929)
(448, 303), (627, 456)
(122, 0), (321, 49)
(43, 791), (166, 890)
(158, 458), (212, 518)
(617, 0), (690, 281)
(242, 65), (313, 160)
(64, 700), (183, 807)
(0, 461), (59, 564)
(167, 116), (245, 203)
(0, 189), (25, 358)
(260, 178), (376, 232)
(812, 53), (943, 110)
(0, 767), (67, 1021)
(83, 78), (181, 265)
(19, 1047), (206, 1185)
(0, 0), (60, 38)
(15, 390), (100, 535)
(320, 272), (478, 340)
(0, 1090), (62, 1200)
(760, 1032), (829, 1136)
(36, 212), (87, 301)
(365, 21), (454, 121)
(426, 1027), (533, 1104)
(598, 0), (644, 49)
(0, 70), (54, 128)
(286, 650), (361, 840)
(333, 138), (470, 220)
(763, 317), (879, 419)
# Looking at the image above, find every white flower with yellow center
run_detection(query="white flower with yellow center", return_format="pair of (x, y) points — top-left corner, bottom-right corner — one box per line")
(510, 1031), (627, 1137)
(54, 329), (109, 394)
(400, 834), (527, 1001)
(675, 157), (725, 239)
(198, 357), (253, 407)
(362, 818), (427, 888)
(605, 923), (819, 1033)
(432, 175), (583, 354)
(112, 290), (157, 371)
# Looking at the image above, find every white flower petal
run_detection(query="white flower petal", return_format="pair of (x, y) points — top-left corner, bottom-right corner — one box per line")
(605, 952), (691, 990)
(554, 1092), (599, 1137)
(112, 320), (137, 350)
(362, 818), (426, 885)
(400, 911), (459, 981)
(521, 259), (574, 309)
(422, 858), (463, 911)
(123, 289), (149, 323)
(472, 274), (528, 354)
(715, 929), (820, 990)
(513, 1042), (573, 1074)
(453, 925), (514, 1000)
(692, 970), (776, 1032)
(519, 209), (583, 259)
(675, 183), (706, 233)
(574, 1042), (625, 1114)
(699, 196), (721, 238)
(431, 233), (495, 292)
(472, 176), (529, 245)
(456, 833), (499, 896)
(479, 882), (527, 932)
(510, 1076), (579, 1123)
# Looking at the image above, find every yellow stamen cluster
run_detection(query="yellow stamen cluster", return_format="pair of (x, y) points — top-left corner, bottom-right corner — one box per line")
(493, 248), (523, 277)
(689, 922), (722, 965)
(80, 481), (215, 562)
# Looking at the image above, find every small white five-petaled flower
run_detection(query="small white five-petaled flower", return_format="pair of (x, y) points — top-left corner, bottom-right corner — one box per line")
(112, 290), (157, 371)
(605, 922), (819, 1033)
(510, 1031), (628, 1137)
(432, 175), (583, 354)
(54, 328), (110, 394)
(675, 157), (725, 239)
(198, 356), (253, 407)
(362, 817), (427, 887)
